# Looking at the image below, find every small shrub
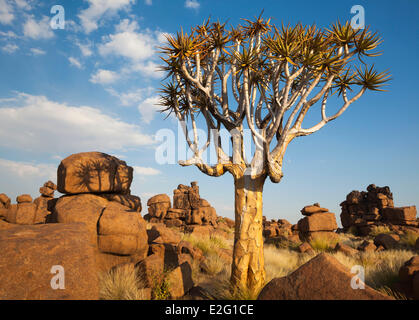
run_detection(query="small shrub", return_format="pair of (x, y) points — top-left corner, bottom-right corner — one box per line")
(99, 264), (148, 300)
(369, 225), (392, 237)
(309, 236), (338, 252)
(182, 233), (228, 256)
(201, 253), (225, 275)
(206, 278), (261, 300)
(264, 245), (311, 281)
(265, 236), (301, 250)
(151, 269), (171, 300)
(399, 232), (419, 248)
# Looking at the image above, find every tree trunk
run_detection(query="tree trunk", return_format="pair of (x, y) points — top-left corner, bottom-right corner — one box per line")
(231, 174), (267, 296)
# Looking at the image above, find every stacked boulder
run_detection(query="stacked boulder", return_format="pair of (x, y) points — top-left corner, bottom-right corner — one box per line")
(297, 204), (338, 242)
(0, 181), (57, 226)
(146, 182), (218, 228)
(53, 152), (148, 271)
(340, 184), (418, 236)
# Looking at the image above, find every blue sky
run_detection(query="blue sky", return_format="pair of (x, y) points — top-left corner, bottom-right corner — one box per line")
(0, 0), (418, 224)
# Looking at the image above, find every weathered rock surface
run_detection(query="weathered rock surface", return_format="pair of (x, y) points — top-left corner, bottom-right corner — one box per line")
(97, 202), (148, 256)
(57, 151), (133, 194)
(0, 223), (99, 300)
(397, 256), (419, 299)
(373, 233), (400, 250)
(258, 253), (392, 300)
(54, 194), (108, 245)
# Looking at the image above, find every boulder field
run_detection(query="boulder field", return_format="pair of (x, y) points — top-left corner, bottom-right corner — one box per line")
(0, 151), (417, 300)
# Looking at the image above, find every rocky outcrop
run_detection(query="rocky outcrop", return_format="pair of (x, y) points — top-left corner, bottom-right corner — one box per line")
(57, 151), (133, 194)
(0, 181), (58, 225)
(258, 253), (392, 300)
(263, 217), (295, 239)
(0, 223), (99, 299)
(51, 152), (148, 271)
(340, 184), (418, 236)
(297, 204), (338, 242)
(146, 182), (219, 228)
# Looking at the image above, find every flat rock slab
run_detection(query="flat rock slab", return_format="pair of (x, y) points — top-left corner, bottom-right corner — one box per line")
(258, 253), (392, 300)
(0, 223), (99, 300)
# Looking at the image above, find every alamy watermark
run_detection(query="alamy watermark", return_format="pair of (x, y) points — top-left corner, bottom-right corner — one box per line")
(50, 265), (65, 290)
(50, 5), (65, 30)
(351, 265), (365, 290)
(351, 5), (365, 30)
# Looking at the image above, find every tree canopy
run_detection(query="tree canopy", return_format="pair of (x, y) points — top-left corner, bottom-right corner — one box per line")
(159, 15), (390, 182)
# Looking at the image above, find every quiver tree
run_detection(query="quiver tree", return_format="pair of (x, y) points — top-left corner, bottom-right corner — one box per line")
(159, 15), (390, 295)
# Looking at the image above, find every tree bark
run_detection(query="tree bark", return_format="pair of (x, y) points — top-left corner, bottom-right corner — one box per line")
(231, 173), (267, 296)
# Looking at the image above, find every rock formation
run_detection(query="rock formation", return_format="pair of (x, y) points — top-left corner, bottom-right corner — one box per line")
(340, 184), (418, 236)
(0, 181), (57, 225)
(146, 182), (219, 229)
(297, 203), (338, 242)
(52, 152), (147, 271)
(262, 217), (295, 239)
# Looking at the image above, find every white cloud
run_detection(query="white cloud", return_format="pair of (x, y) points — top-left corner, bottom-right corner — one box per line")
(14, 0), (31, 10)
(137, 96), (161, 124)
(23, 15), (54, 39)
(0, 0), (14, 24)
(98, 28), (156, 61)
(107, 87), (154, 106)
(131, 61), (162, 79)
(0, 30), (17, 38)
(0, 93), (155, 154)
(68, 56), (82, 69)
(78, 0), (135, 34)
(90, 69), (119, 84)
(185, 0), (200, 9)
(0, 158), (55, 179)
(0, 158), (57, 200)
(144, 0), (152, 5)
(2, 43), (18, 53)
(132, 166), (161, 176)
(30, 48), (46, 55)
(115, 18), (139, 33)
(76, 40), (93, 57)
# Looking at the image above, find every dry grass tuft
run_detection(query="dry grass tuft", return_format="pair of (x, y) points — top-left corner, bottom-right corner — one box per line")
(182, 233), (229, 256)
(399, 232), (419, 248)
(369, 225), (392, 237)
(264, 244), (312, 281)
(309, 236), (339, 252)
(99, 264), (148, 300)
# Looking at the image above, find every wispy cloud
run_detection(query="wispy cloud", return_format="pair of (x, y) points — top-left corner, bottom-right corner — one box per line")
(78, 0), (135, 34)
(185, 0), (200, 10)
(137, 96), (161, 124)
(90, 69), (119, 84)
(0, 92), (155, 154)
(23, 15), (54, 39)
(2, 43), (18, 53)
(133, 165), (161, 176)
(30, 48), (46, 55)
(0, 0), (14, 24)
(68, 56), (82, 69)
